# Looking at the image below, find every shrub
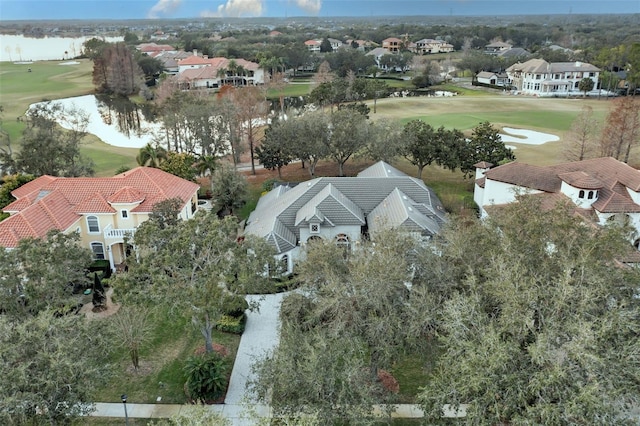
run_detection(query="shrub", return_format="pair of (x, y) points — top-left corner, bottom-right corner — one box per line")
(221, 294), (249, 318)
(184, 352), (228, 403)
(215, 314), (246, 334)
(261, 178), (280, 192)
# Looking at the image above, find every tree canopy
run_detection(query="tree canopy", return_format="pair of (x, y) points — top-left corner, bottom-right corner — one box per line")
(418, 197), (640, 424)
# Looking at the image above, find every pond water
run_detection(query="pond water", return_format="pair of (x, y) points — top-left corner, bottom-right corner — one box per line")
(30, 95), (160, 149)
(0, 34), (122, 62)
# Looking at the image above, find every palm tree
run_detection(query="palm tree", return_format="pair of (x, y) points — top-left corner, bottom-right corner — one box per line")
(136, 143), (168, 168)
(194, 154), (217, 177)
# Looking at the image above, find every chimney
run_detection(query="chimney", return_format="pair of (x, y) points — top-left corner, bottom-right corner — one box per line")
(575, 61), (582, 67)
(193, 49), (198, 56)
(203, 55), (208, 59)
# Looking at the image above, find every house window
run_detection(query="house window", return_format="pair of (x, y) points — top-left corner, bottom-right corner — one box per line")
(310, 223), (320, 234)
(121, 210), (128, 219)
(335, 233), (350, 248)
(587, 191), (594, 200)
(91, 242), (105, 260)
(87, 215), (100, 233)
(536, 74), (541, 80)
(578, 190), (585, 199)
(280, 254), (289, 272)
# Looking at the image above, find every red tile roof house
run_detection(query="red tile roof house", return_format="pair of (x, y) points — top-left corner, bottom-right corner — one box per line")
(474, 157), (640, 251)
(0, 167), (199, 272)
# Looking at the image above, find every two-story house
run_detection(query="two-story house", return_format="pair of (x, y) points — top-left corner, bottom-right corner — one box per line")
(382, 37), (403, 53)
(474, 157), (640, 250)
(177, 54), (263, 89)
(506, 58), (600, 97)
(244, 161), (447, 272)
(413, 38), (454, 55)
(0, 167), (200, 272)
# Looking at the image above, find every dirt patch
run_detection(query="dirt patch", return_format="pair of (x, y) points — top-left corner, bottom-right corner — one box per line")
(81, 287), (121, 319)
(194, 344), (230, 358)
(378, 369), (400, 394)
(125, 360), (154, 376)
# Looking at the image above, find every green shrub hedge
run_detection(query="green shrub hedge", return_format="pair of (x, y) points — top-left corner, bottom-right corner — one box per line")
(215, 314), (246, 334)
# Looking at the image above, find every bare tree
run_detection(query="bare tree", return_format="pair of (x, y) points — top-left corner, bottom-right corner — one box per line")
(564, 105), (600, 161)
(228, 86), (269, 175)
(599, 97), (640, 163)
(112, 306), (153, 370)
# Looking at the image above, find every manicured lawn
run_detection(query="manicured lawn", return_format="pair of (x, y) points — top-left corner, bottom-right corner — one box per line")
(0, 59), (95, 141)
(267, 81), (312, 98)
(94, 307), (240, 405)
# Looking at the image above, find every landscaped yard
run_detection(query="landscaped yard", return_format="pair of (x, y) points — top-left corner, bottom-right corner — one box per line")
(93, 306), (240, 405)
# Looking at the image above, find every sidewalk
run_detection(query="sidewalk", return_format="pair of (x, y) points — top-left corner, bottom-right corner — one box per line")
(89, 292), (466, 424)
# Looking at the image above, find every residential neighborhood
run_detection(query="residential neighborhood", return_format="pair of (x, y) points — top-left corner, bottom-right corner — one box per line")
(0, 8), (640, 426)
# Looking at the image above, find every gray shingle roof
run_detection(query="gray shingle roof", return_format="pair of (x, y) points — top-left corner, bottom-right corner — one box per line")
(244, 161), (447, 253)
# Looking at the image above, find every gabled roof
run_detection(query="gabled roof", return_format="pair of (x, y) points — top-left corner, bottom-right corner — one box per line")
(0, 167), (199, 248)
(245, 161), (447, 254)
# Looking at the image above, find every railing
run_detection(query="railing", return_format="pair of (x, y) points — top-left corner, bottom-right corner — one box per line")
(103, 225), (136, 240)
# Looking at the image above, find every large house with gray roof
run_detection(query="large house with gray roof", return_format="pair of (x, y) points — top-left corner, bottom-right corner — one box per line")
(474, 157), (640, 250)
(506, 58), (600, 97)
(244, 161), (447, 272)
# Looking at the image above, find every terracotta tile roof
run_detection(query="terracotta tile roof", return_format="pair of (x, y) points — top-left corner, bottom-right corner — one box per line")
(557, 171), (603, 189)
(0, 167), (199, 248)
(179, 55), (211, 66)
(484, 162), (558, 192)
(107, 186), (145, 204)
(474, 161), (493, 169)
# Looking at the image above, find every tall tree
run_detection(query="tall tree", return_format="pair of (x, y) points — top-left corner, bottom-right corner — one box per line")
(599, 96), (640, 163)
(563, 105), (600, 161)
(0, 312), (113, 425)
(251, 231), (417, 423)
(325, 108), (371, 176)
(402, 119), (439, 179)
(117, 214), (277, 353)
(460, 121), (515, 176)
(418, 197), (640, 425)
(227, 86), (269, 175)
(287, 112), (330, 177)
(0, 230), (92, 319)
(16, 102), (95, 177)
(209, 163), (248, 217)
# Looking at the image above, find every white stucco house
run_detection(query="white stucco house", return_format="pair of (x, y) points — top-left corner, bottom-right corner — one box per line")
(506, 58), (600, 97)
(474, 157), (640, 250)
(244, 161), (447, 272)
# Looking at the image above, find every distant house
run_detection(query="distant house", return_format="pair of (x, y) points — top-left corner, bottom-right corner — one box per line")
(304, 39), (321, 52)
(476, 71), (511, 87)
(137, 42), (176, 55)
(366, 47), (390, 69)
(413, 38), (454, 55)
(382, 37), (403, 53)
(485, 41), (512, 55)
(0, 167), (200, 272)
(473, 157), (640, 252)
(244, 161), (447, 272)
(506, 58), (600, 96)
(177, 53), (264, 88)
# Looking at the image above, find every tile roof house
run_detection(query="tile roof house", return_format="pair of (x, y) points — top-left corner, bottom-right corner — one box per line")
(506, 58), (600, 97)
(0, 167), (200, 271)
(244, 161), (447, 272)
(474, 157), (640, 249)
(413, 38), (454, 55)
(177, 54), (264, 88)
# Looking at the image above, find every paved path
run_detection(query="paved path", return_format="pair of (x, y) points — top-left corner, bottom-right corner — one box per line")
(89, 291), (467, 424)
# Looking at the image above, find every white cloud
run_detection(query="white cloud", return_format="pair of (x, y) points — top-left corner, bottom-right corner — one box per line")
(200, 0), (264, 17)
(292, 0), (321, 15)
(147, 0), (182, 18)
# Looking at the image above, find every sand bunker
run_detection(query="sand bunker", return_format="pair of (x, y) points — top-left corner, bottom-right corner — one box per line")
(500, 127), (559, 145)
(59, 61), (80, 65)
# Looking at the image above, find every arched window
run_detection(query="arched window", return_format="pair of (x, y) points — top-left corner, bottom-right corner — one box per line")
(91, 242), (105, 260)
(307, 235), (322, 243)
(587, 191), (594, 200)
(335, 233), (350, 249)
(87, 215), (100, 233)
(578, 190), (585, 199)
(280, 254), (289, 272)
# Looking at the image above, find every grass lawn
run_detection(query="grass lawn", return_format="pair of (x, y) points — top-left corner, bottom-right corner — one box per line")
(94, 307), (240, 405)
(0, 59), (95, 141)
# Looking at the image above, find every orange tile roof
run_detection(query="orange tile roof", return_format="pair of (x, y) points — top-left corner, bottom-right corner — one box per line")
(0, 167), (199, 248)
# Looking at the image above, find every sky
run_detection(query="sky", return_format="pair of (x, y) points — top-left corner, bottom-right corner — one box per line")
(0, 0), (638, 20)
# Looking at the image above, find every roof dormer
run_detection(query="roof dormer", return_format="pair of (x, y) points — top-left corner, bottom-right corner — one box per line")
(558, 171), (603, 207)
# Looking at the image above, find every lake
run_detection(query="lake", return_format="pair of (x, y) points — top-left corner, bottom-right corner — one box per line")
(0, 34), (123, 62)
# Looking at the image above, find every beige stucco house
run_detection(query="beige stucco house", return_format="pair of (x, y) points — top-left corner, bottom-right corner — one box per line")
(0, 167), (199, 271)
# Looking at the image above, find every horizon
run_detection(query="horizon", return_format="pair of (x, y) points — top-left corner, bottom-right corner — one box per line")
(1, 0), (638, 21)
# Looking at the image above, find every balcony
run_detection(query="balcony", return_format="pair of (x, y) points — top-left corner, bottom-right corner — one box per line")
(103, 224), (136, 240)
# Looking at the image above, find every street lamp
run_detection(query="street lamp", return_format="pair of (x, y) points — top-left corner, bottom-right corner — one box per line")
(121, 394), (129, 426)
